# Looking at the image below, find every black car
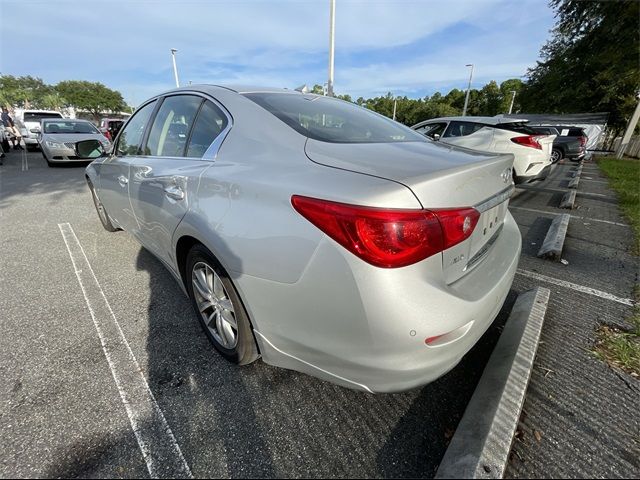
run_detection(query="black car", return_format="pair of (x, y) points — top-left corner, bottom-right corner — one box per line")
(530, 126), (587, 163)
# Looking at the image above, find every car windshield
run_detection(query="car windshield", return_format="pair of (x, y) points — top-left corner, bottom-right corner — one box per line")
(43, 121), (100, 134)
(244, 92), (426, 144)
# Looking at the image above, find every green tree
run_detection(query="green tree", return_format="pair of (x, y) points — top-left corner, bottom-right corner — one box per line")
(520, 0), (639, 130)
(0, 75), (54, 108)
(499, 79), (524, 114)
(56, 80), (126, 119)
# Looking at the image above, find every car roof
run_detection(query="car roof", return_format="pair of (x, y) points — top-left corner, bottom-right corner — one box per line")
(41, 117), (91, 122)
(416, 116), (528, 126)
(22, 110), (63, 114)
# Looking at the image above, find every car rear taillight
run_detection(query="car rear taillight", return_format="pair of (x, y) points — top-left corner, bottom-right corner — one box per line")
(511, 135), (543, 150)
(291, 195), (479, 268)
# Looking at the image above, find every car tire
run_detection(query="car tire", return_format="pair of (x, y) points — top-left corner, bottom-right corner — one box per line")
(88, 181), (119, 232)
(185, 244), (259, 366)
(551, 148), (562, 163)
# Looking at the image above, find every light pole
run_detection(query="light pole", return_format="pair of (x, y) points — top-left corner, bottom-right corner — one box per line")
(392, 97), (397, 121)
(462, 64), (474, 116)
(508, 90), (517, 114)
(171, 48), (180, 88)
(327, 0), (336, 97)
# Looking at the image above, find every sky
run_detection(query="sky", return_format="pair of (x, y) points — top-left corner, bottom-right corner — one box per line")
(0, 0), (556, 107)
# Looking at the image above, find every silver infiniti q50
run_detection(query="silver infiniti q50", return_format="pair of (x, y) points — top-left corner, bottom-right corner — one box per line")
(85, 85), (521, 393)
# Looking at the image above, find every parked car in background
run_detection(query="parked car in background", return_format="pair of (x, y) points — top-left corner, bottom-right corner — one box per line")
(98, 118), (126, 142)
(550, 126), (588, 160)
(529, 126), (585, 163)
(83, 85), (521, 393)
(412, 116), (555, 184)
(39, 118), (110, 166)
(16, 110), (64, 151)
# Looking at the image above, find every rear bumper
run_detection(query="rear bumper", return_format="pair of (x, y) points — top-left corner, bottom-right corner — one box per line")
(514, 164), (551, 184)
(243, 212), (522, 393)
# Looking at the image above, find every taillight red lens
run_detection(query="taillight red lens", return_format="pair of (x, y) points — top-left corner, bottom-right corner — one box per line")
(291, 195), (479, 268)
(511, 135), (542, 150)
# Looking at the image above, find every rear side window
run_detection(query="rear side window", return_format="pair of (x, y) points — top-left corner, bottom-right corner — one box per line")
(416, 122), (447, 139)
(117, 100), (157, 156)
(244, 92), (426, 144)
(186, 100), (229, 158)
(443, 121), (484, 138)
(145, 95), (203, 157)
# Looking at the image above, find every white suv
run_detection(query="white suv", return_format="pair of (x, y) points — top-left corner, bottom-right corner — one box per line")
(15, 110), (64, 151)
(412, 116), (555, 184)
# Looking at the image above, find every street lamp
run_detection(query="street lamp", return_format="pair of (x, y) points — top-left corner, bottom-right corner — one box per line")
(327, 0), (336, 97)
(508, 90), (517, 114)
(170, 48), (180, 88)
(462, 64), (474, 116)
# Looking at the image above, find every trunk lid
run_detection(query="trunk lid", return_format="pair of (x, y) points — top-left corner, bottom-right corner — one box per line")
(305, 139), (515, 282)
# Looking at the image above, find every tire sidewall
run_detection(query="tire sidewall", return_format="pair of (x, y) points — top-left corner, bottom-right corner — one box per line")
(551, 149), (562, 163)
(185, 245), (257, 365)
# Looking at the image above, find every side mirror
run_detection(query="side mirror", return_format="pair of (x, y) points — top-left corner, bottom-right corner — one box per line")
(30, 127), (41, 134)
(432, 133), (441, 141)
(75, 139), (106, 159)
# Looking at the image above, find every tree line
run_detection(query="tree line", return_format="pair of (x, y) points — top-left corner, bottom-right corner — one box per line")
(0, 76), (128, 119)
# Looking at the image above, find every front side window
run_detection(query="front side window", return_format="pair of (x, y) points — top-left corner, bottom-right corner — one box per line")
(145, 95), (203, 157)
(186, 100), (229, 158)
(443, 121), (484, 138)
(244, 92), (426, 144)
(117, 100), (157, 156)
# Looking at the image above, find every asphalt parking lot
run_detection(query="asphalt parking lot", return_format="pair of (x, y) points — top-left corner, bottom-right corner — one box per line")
(0, 150), (638, 478)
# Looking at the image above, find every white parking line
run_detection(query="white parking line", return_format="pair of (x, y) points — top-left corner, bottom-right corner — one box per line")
(509, 205), (630, 227)
(58, 223), (193, 479)
(515, 185), (612, 199)
(516, 269), (634, 306)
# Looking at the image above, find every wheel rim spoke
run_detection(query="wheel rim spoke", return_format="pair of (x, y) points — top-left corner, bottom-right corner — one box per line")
(213, 274), (224, 298)
(218, 298), (234, 313)
(193, 269), (210, 297)
(198, 299), (214, 312)
(220, 308), (238, 330)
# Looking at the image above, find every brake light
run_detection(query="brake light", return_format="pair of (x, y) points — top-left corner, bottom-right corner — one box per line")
(511, 135), (543, 150)
(291, 195), (479, 268)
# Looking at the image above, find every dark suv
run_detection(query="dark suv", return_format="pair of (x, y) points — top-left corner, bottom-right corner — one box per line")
(531, 126), (587, 163)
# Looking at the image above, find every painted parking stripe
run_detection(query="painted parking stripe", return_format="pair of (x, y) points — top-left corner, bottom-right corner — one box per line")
(515, 185), (612, 199)
(58, 223), (193, 479)
(516, 269), (634, 306)
(509, 206), (630, 227)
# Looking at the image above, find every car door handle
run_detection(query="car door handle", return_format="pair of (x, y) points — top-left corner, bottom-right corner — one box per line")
(164, 185), (185, 201)
(117, 175), (128, 187)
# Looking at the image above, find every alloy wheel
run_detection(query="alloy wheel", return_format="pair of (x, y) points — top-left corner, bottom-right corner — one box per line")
(191, 262), (238, 349)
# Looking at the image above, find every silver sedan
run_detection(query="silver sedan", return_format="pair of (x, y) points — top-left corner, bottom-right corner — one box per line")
(85, 85), (521, 393)
(40, 119), (110, 167)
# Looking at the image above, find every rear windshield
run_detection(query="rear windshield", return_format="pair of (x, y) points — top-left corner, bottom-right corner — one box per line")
(24, 112), (63, 122)
(244, 92), (426, 144)
(495, 122), (537, 134)
(44, 121), (100, 134)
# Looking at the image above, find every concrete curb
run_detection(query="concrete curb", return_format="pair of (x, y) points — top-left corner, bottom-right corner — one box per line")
(571, 167), (583, 178)
(559, 190), (576, 209)
(568, 176), (580, 188)
(435, 287), (551, 479)
(537, 214), (570, 260)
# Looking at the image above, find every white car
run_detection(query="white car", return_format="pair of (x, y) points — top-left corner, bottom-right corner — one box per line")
(15, 110), (64, 151)
(412, 117), (555, 184)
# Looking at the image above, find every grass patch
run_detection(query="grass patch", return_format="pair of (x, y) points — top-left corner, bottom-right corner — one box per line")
(593, 158), (639, 377)
(597, 157), (640, 254)
(594, 286), (640, 378)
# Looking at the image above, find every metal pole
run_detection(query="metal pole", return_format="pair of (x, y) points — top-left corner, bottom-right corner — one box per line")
(462, 64), (474, 117)
(171, 48), (180, 88)
(392, 98), (397, 121)
(508, 90), (516, 114)
(327, 0), (336, 97)
(615, 93), (640, 158)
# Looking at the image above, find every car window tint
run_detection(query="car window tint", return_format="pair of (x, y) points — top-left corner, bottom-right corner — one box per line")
(244, 92), (426, 144)
(186, 100), (229, 158)
(145, 95), (203, 157)
(443, 121), (484, 138)
(117, 101), (156, 156)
